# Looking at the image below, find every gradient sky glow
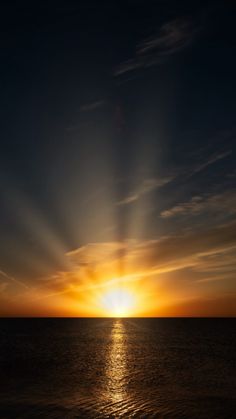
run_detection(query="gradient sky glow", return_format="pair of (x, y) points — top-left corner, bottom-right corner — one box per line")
(0, 0), (236, 316)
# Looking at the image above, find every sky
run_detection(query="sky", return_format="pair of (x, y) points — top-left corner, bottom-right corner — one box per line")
(0, 0), (236, 316)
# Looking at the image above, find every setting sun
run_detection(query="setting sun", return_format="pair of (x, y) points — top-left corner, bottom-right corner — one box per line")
(100, 288), (136, 317)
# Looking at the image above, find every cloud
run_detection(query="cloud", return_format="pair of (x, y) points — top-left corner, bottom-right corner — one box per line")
(138, 18), (196, 55)
(190, 150), (232, 176)
(34, 219), (236, 295)
(117, 176), (173, 206)
(114, 17), (198, 77)
(116, 194), (139, 206)
(194, 247), (236, 276)
(131, 220), (236, 273)
(0, 269), (29, 290)
(2, 220), (236, 316)
(67, 241), (128, 266)
(160, 190), (236, 218)
(79, 100), (106, 112)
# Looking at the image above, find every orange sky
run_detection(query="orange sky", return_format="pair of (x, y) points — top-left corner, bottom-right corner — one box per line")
(1, 220), (236, 317)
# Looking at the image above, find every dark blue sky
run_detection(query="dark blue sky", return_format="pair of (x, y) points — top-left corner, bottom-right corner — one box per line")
(0, 0), (236, 308)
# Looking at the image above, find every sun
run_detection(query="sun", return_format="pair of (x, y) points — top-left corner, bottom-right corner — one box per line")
(100, 288), (136, 317)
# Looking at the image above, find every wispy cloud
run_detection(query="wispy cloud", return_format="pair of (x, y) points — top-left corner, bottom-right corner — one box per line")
(34, 219), (236, 295)
(79, 100), (106, 112)
(0, 269), (29, 290)
(116, 194), (139, 206)
(117, 176), (173, 206)
(3, 219), (236, 316)
(160, 190), (236, 219)
(138, 18), (196, 55)
(190, 150), (232, 176)
(114, 17), (199, 77)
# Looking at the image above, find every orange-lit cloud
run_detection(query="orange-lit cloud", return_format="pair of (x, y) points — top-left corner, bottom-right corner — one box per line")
(1, 220), (236, 317)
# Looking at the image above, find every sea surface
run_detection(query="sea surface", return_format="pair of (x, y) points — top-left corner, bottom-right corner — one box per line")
(0, 318), (236, 418)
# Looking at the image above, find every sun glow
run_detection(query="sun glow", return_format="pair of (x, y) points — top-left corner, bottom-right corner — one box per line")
(100, 288), (136, 317)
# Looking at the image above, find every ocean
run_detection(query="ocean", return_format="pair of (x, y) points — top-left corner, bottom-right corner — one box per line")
(0, 318), (235, 418)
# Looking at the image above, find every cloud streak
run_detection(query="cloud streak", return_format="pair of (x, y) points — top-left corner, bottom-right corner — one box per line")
(190, 150), (232, 176)
(33, 219), (236, 295)
(2, 219), (236, 316)
(117, 176), (173, 206)
(79, 100), (106, 112)
(160, 190), (236, 219)
(0, 269), (29, 290)
(114, 17), (199, 77)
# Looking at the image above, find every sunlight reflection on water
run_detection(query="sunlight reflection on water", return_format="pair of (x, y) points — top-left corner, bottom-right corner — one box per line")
(1, 319), (236, 418)
(105, 319), (127, 404)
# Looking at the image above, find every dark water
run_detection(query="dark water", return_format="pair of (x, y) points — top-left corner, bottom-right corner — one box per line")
(0, 319), (236, 418)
